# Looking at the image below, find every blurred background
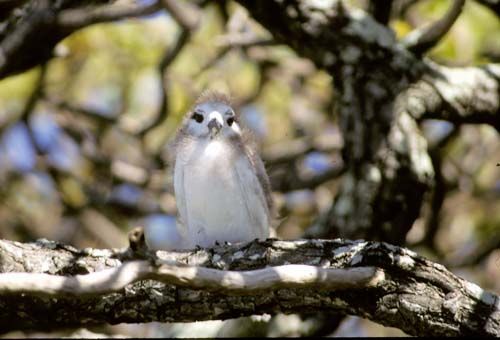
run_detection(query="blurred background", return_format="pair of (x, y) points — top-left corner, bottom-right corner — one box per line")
(0, 0), (499, 337)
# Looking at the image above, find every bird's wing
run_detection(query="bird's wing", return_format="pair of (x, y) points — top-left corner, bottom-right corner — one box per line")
(169, 128), (190, 221)
(240, 131), (274, 214)
(171, 134), (193, 247)
(167, 127), (184, 174)
(232, 130), (274, 238)
(234, 153), (271, 239)
(252, 150), (273, 213)
(173, 155), (188, 232)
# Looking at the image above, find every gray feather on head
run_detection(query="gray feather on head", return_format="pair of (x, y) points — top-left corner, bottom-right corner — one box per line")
(195, 90), (232, 107)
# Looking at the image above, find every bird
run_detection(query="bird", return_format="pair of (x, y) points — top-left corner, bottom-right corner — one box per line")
(146, 91), (273, 250)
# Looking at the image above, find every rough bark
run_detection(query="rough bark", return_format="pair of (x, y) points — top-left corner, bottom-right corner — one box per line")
(235, 0), (433, 243)
(0, 0), (137, 79)
(0, 238), (499, 337)
(235, 0), (499, 244)
(411, 63), (500, 131)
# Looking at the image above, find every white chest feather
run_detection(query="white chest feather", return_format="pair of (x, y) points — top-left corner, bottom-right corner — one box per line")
(174, 139), (269, 248)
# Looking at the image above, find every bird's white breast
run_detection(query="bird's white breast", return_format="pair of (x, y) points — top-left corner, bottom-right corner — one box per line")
(174, 139), (269, 248)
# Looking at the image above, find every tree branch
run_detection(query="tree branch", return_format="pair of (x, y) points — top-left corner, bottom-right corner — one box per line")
(136, 0), (203, 136)
(0, 238), (499, 336)
(235, 0), (437, 243)
(368, 0), (393, 25)
(56, 2), (162, 30)
(0, 0), (57, 78)
(419, 126), (459, 250)
(0, 0), (161, 79)
(136, 28), (190, 136)
(406, 63), (500, 131)
(402, 0), (465, 55)
(0, 261), (383, 296)
(262, 137), (340, 166)
(161, 0), (201, 32)
(270, 165), (345, 192)
(42, 95), (117, 125)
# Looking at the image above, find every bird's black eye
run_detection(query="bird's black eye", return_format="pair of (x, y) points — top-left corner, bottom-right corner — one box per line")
(191, 112), (204, 123)
(227, 117), (234, 126)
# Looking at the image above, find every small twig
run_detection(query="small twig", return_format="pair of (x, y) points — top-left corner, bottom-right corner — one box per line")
(298, 166), (346, 189)
(216, 34), (275, 48)
(393, 0), (420, 21)
(19, 64), (47, 122)
(57, 1), (162, 30)
(161, 0), (201, 31)
(0, 63), (47, 142)
(450, 233), (500, 267)
(0, 261), (384, 297)
(270, 164), (345, 192)
(0, 63), (47, 171)
(420, 145), (448, 249)
(137, 28), (190, 136)
(79, 209), (129, 250)
(42, 95), (117, 125)
(195, 45), (232, 76)
(402, 0), (465, 55)
(263, 137), (340, 166)
(137, 0), (204, 136)
(196, 5), (275, 77)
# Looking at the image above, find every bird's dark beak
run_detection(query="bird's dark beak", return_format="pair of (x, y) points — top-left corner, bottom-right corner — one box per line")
(208, 118), (223, 135)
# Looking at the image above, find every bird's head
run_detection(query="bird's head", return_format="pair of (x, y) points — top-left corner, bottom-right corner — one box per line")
(183, 91), (241, 141)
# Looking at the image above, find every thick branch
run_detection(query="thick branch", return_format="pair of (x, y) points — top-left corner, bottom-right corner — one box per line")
(0, 238), (499, 336)
(0, 0), (59, 78)
(235, 0), (436, 243)
(406, 63), (500, 131)
(235, 0), (499, 244)
(0, 0), (162, 79)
